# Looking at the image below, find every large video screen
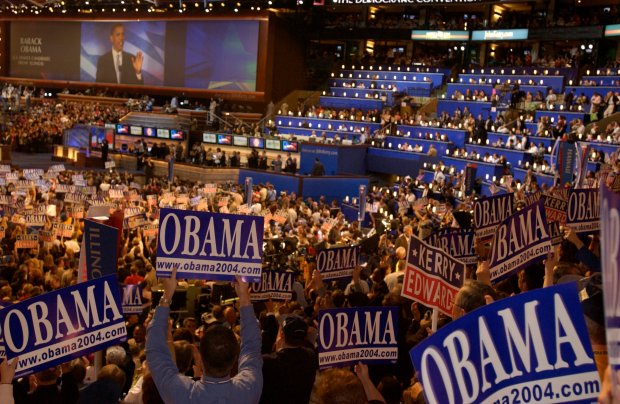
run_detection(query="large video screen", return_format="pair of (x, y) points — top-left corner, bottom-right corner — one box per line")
(10, 19), (260, 91)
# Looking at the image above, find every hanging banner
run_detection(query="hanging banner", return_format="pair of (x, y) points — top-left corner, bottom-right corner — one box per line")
(402, 235), (465, 316)
(473, 193), (515, 243)
(358, 184), (367, 222)
(557, 141), (577, 186)
(567, 189), (599, 234)
(84, 219), (119, 280)
(410, 283), (600, 404)
(318, 306), (398, 370)
(575, 142), (591, 188)
(489, 200), (552, 283)
(464, 164), (477, 196)
(156, 209), (264, 282)
(315, 245), (361, 280)
(0, 274), (127, 378)
(249, 271), (294, 302)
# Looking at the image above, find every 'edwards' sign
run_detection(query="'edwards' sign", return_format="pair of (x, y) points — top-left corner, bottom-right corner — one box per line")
(402, 235), (465, 316)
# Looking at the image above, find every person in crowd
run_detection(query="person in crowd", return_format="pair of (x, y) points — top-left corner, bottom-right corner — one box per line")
(311, 158), (325, 176)
(260, 315), (317, 404)
(146, 269), (262, 403)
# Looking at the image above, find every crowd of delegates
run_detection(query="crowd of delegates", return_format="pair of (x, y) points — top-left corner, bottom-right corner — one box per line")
(278, 102), (620, 151)
(0, 152), (617, 403)
(0, 98), (128, 153)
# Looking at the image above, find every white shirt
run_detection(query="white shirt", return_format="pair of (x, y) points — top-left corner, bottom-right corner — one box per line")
(112, 49), (123, 84)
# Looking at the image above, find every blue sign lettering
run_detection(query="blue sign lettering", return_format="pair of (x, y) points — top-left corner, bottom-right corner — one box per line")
(489, 200), (552, 283)
(0, 275), (126, 378)
(567, 189), (600, 234)
(315, 245), (361, 280)
(318, 307), (398, 369)
(249, 271), (294, 302)
(410, 283), (600, 404)
(156, 209), (264, 282)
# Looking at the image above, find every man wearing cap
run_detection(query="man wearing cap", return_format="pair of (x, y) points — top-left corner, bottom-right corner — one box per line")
(259, 314), (317, 404)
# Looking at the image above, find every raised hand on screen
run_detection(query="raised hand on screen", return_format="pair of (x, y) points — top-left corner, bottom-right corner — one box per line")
(132, 51), (144, 75)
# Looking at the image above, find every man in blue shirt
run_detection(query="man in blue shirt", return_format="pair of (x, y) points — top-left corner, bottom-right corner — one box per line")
(146, 269), (263, 403)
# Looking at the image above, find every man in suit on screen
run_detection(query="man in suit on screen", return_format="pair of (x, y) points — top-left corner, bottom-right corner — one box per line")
(96, 24), (144, 85)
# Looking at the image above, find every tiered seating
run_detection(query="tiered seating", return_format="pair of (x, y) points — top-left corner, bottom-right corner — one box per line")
(458, 74), (564, 94)
(120, 112), (186, 130)
(394, 125), (467, 147)
(319, 95), (384, 110)
(487, 132), (554, 150)
(446, 83), (493, 99)
(565, 86), (618, 99)
(535, 109), (587, 123)
(336, 68), (445, 88)
(465, 67), (575, 78)
(274, 115), (380, 141)
(581, 67), (620, 86)
(379, 135), (454, 155)
(464, 144), (532, 167)
(320, 65), (447, 110)
(563, 67), (620, 101)
(329, 77), (433, 96)
(437, 99), (495, 118)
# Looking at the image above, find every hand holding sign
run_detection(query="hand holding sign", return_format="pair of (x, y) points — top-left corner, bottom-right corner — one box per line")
(543, 252), (558, 288)
(564, 227), (585, 250)
(475, 260), (491, 286)
(599, 366), (620, 404)
(0, 357), (18, 383)
(162, 266), (178, 304)
(233, 275), (251, 307)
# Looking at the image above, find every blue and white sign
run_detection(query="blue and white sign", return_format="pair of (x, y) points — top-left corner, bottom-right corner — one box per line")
(411, 30), (469, 41)
(471, 29), (529, 41)
(318, 306), (398, 369)
(156, 209), (264, 282)
(316, 245), (361, 280)
(84, 219), (119, 280)
(425, 228), (476, 266)
(249, 271), (294, 302)
(474, 193), (515, 242)
(358, 184), (367, 222)
(567, 189), (600, 234)
(557, 140), (577, 186)
(0, 274), (126, 378)
(601, 185), (620, 381)
(410, 283), (601, 404)
(489, 200), (552, 283)
(121, 284), (146, 315)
